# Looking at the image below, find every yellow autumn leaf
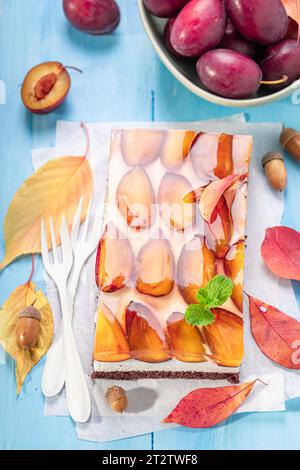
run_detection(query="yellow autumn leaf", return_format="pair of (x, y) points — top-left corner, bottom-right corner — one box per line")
(0, 155), (93, 269)
(281, 0), (300, 23)
(0, 281), (54, 394)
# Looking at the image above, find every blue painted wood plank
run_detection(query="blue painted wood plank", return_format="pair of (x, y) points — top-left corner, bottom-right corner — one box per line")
(1, 0), (300, 450)
(0, 0), (152, 450)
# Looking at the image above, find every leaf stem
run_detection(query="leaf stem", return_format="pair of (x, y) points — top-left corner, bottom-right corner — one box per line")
(81, 122), (90, 159)
(256, 378), (268, 386)
(27, 254), (35, 284)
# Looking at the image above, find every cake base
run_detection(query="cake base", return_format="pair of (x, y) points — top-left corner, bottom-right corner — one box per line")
(92, 370), (240, 383)
(93, 358), (240, 383)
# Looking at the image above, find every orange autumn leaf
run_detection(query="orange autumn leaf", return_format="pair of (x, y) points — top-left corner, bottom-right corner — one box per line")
(281, 0), (300, 24)
(0, 155), (93, 269)
(163, 381), (257, 428)
(0, 282), (54, 394)
(249, 295), (300, 370)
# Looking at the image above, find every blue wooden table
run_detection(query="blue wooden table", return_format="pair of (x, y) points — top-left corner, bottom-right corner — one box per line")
(1, 0), (300, 450)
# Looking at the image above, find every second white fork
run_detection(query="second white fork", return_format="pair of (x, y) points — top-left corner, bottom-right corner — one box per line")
(41, 198), (103, 399)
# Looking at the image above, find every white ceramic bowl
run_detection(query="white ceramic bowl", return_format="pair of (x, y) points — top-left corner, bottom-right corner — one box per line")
(138, 0), (300, 108)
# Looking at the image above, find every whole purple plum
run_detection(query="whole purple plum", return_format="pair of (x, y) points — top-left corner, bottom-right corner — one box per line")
(196, 49), (262, 99)
(260, 39), (300, 89)
(225, 0), (288, 45)
(164, 18), (185, 57)
(170, 0), (226, 57)
(219, 20), (257, 58)
(143, 0), (189, 18)
(63, 0), (120, 34)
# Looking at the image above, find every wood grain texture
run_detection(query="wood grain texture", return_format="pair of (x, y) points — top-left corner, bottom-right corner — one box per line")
(1, 0), (300, 450)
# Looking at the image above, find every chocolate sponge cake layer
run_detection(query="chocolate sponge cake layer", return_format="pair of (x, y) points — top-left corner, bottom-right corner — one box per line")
(92, 370), (240, 384)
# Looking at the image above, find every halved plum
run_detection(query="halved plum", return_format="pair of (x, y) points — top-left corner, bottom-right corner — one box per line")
(190, 133), (221, 184)
(160, 130), (196, 170)
(214, 134), (234, 179)
(224, 240), (245, 312)
(183, 186), (205, 204)
(166, 312), (205, 362)
(121, 129), (165, 166)
(116, 166), (155, 230)
(126, 301), (171, 363)
(208, 195), (233, 259)
(93, 302), (131, 362)
(203, 308), (243, 367)
(228, 179), (248, 246)
(190, 132), (252, 186)
(21, 62), (71, 114)
(136, 238), (175, 297)
(177, 235), (216, 304)
(95, 224), (134, 292)
(158, 172), (195, 231)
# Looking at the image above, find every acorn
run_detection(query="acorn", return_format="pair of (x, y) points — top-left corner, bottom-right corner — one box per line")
(105, 386), (128, 413)
(280, 128), (300, 162)
(16, 305), (41, 350)
(262, 151), (287, 191)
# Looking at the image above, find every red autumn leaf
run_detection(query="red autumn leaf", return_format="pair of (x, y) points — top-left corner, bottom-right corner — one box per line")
(281, 0), (300, 24)
(163, 381), (256, 428)
(248, 295), (300, 370)
(261, 226), (300, 281)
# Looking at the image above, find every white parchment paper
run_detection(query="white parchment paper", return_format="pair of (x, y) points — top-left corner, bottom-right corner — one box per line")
(31, 116), (300, 443)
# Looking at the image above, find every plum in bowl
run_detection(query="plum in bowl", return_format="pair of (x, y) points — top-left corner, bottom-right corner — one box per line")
(138, 0), (300, 107)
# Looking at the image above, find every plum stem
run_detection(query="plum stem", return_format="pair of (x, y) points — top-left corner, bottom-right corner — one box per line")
(27, 254), (35, 284)
(81, 122), (90, 159)
(260, 75), (288, 85)
(63, 65), (83, 74)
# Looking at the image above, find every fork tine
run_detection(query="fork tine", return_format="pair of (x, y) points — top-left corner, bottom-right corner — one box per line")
(82, 198), (92, 242)
(71, 196), (83, 244)
(60, 215), (73, 262)
(41, 218), (50, 267)
(49, 217), (59, 263)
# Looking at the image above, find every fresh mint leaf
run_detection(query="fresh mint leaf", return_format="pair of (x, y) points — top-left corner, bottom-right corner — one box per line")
(184, 304), (201, 325)
(184, 275), (233, 327)
(205, 275), (233, 308)
(196, 287), (209, 307)
(185, 304), (215, 326)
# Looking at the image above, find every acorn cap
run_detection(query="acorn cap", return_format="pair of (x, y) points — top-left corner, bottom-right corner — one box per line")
(105, 386), (126, 405)
(262, 151), (284, 168)
(18, 305), (41, 321)
(280, 128), (299, 149)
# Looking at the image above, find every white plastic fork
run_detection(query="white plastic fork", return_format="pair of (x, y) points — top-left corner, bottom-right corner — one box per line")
(41, 198), (104, 399)
(40, 216), (91, 423)
(69, 197), (104, 305)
